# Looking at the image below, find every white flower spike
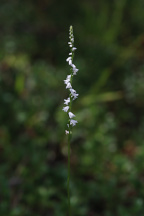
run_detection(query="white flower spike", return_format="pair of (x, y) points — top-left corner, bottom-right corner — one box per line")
(62, 25), (79, 134)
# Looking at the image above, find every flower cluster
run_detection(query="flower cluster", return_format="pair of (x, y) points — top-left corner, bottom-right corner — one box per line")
(62, 26), (79, 135)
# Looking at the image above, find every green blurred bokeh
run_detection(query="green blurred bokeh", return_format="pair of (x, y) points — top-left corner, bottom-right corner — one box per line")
(1, 0), (144, 215)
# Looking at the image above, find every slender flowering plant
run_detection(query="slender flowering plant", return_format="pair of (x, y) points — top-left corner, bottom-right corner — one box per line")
(62, 25), (79, 216)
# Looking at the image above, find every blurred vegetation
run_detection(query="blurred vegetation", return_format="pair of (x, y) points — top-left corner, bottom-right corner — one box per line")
(0, 0), (144, 215)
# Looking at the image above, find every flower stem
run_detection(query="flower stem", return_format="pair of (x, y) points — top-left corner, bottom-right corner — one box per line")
(67, 132), (71, 216)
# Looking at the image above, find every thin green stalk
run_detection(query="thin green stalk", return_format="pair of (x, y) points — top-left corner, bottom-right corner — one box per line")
(67, 132), (71, 216)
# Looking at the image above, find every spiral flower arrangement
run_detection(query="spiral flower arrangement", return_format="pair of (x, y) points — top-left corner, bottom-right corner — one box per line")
(62, 26), (79, 216)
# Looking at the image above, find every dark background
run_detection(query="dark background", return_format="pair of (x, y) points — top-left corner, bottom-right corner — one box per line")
(1, 0), (144, 215)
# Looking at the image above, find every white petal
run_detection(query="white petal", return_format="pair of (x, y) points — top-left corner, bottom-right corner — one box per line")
(72, 93), (79, 100)
(66, 82), (72, 89)
(71, 63), (76, 68)
(67, 75), (71, 80)
(73, 68), (79, 75)
(70, 88), (76, 94)
(69, 60), (72, 65)
(66, 57), (71, 62)
(64, 97), (70, 105)
(68, 112), (75, 118)
(62, 106), (69, 112)
(70, 119), (78, 126)
(64, 75), (71, 84)
(64, 79), (69, 85)
(72, 47), (77, 51)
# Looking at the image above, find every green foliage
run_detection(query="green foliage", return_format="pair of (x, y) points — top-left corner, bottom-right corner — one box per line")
(0, 0), (144, 215)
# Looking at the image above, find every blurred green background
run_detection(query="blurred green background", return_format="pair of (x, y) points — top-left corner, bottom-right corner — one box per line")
(1, 0), (144, 215)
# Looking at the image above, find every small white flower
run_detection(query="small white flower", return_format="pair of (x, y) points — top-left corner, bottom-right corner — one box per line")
(62, 106), (69, 112)
(69, 53), (72, 55)
(70, 64), (79, 75)
(64, 75), (71, 85)
(65, 130), (69, 135)
(66, 82), (72, 89)
(72, 93), (79, 100)
(72, 47), (77, 51)
(66, 57), (72, 62)
(64, 79), (69, 85)
(64, 97), (70, 105)
(67, 75), (71, 79)
(68, 112), (75, 118)
(68, 60), (72, 65)
(70, 88), (76, 94)
(71, 63), (76, 68)
(69, 88), (78, 100)
(70, 119), (78, 126)
(73, 68), (79, 75)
